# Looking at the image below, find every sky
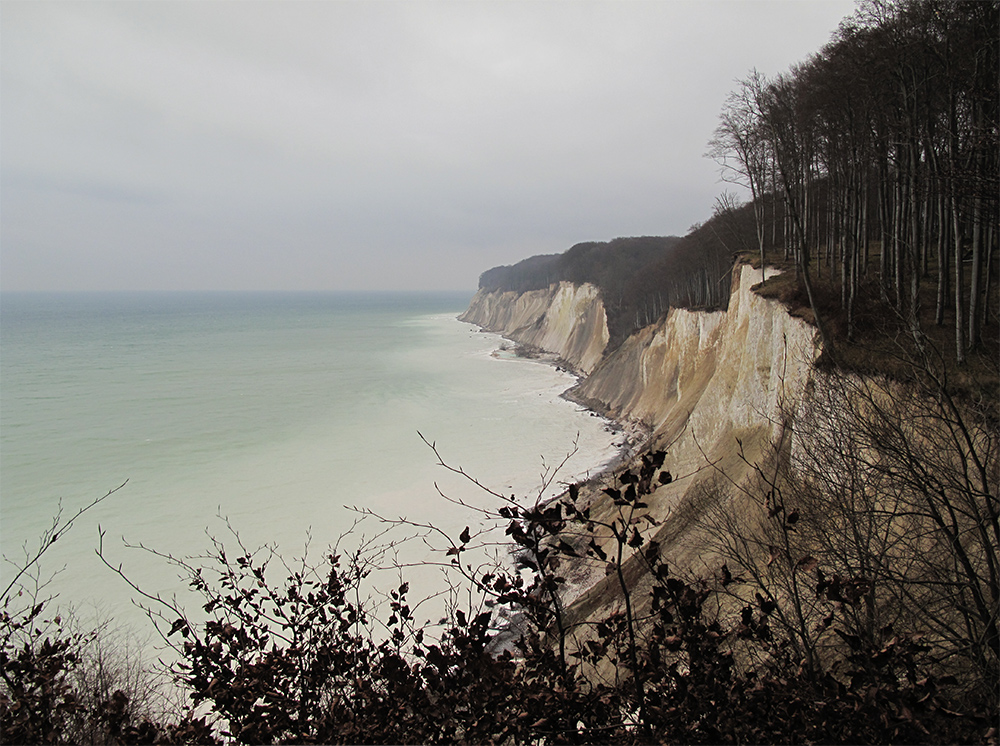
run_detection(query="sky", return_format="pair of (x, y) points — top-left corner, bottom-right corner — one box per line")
(1, 0), (858, 293)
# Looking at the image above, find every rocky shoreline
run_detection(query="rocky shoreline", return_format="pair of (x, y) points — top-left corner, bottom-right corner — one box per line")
(481, 331), (651, 489)
(459, 264), (822, 620)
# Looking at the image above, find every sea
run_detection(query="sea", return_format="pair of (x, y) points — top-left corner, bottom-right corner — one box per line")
(0, 291), (619, 644)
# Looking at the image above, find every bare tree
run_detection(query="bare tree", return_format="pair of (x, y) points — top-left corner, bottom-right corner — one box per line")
(708, 70), (772, 279)
(705, 348), (999, 692)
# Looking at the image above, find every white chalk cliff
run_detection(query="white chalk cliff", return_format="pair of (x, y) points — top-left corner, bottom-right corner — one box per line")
(572, 263), (818, 486)
(460, 263), (821, 603)
(460, 281), (610, 375)
(463, 264), (818, 464)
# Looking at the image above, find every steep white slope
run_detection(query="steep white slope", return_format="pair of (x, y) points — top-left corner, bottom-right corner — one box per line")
(573, 264), (819, 478)
(460, 264), (821, 609)
(460, 282), (610, 375)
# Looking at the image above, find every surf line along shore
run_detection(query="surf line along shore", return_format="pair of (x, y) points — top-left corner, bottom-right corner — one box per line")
(469, 329), (652, 654)
(481, 332), (653, 497)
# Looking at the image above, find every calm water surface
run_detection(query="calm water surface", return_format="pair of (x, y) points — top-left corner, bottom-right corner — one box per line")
(1, 292), (618, 632)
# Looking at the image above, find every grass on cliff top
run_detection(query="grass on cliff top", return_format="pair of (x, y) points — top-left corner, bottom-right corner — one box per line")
(739, 250), (999, 409)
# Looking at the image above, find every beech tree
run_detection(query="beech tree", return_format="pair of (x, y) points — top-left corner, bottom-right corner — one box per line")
(708, 0), (999, 364)
(708, 70), (771, 277)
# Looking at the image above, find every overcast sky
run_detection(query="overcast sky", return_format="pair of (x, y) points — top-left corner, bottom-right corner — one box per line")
(1, 0), (857, 292)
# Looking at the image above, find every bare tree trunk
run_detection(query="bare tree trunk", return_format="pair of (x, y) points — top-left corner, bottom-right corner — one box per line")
(968, 173), (983, 351)
(784, 180), (833, 356)
(878, 165), (892, 303)
(953, 194), (966, 365)
(982, 223), (995, 333)
(936, 191), (949, 326)
(784, 200), (793, 263)
(894, 164), (906, 314)
(861, 171), (870, 277)
(908, 144), (923, 344)
(841, 186), (849, 309)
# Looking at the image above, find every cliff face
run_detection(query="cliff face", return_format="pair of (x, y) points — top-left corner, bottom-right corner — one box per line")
(460, 281), (610, 375)
(460, 264), (820, 591)
(459, 262), (823, 628)
(572, 263), (818, 479)
(463, 265), (818, 460)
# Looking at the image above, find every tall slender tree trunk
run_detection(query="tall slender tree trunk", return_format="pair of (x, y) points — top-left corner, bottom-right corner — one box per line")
(779, 175), (833, 357)
(946, 79), (966, 364)
(968, 143), (984, 351)
(878, 164), (892, 303)
(861, 171), (870, 277)
(953, 194), (966, 365)
(842, 187), (850, 308)
(784, 200), (793, 263)
(982, 223), (995, 333)
(893, 167), (905, 313)
(936, 192), (949, 326)
(755, 197), (767, 281)
(908, 144), (923, 343)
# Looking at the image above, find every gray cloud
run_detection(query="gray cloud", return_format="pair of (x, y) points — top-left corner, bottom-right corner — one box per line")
(1, 0), (857, 291)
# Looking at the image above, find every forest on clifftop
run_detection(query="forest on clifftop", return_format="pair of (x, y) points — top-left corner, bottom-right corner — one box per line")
(480, 0), (998, 380)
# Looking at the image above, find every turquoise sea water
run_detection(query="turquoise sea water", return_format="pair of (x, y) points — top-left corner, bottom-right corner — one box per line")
(1, 292), (618, 632)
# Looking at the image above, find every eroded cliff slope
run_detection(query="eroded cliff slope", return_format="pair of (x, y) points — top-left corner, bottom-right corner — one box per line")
(573, 263), (818, 482)
(463, 264), (818, 462)
(460, 281), (610, 375)
(460, 263), (821, 607)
